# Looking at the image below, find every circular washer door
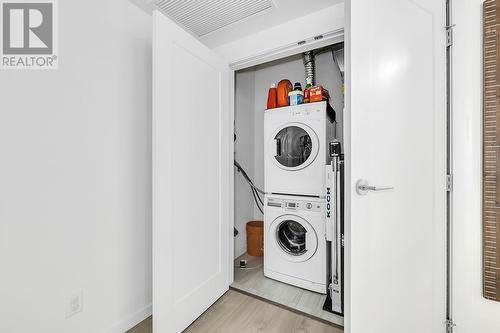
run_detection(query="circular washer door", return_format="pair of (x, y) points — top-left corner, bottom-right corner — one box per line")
(268, 123), (319, 171)
(269, 214), (318, 263)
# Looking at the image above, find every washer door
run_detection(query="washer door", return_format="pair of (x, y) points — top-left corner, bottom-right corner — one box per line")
(270, 214), (318, 263)
(269, 123), (319, 171)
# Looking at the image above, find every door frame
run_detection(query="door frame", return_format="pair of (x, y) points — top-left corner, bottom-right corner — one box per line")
(229, 29), (345, 71)
(445, 0), (454, 331)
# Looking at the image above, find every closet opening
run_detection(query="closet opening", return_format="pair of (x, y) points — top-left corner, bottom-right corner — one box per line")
(231, 42), (345, 327)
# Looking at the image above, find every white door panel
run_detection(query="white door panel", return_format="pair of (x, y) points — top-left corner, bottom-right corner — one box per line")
(346, 1), (446, 332)
(153, 11), (230, 333)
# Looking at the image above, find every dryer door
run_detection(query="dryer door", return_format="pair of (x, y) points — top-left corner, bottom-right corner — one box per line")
(270, 215), (318, 263)
(269, 123), (319, 171)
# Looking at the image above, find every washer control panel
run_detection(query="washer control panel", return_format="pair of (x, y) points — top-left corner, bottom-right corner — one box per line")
(267, 197), (322, 212)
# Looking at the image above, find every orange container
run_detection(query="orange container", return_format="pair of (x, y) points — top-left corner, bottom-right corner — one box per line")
(267, 84), (277, 109)
(246, 220), (264, 257)
(277, 79), (292, 107)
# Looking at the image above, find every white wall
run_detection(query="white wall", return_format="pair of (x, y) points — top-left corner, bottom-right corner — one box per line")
(200, 0), (343, 48)
(234, 51), (344, 258)
(212, 3), (345, 66)
(453, 0), (500, 331)
(234, 70), (257, 257)
(0, 1), (152, 332)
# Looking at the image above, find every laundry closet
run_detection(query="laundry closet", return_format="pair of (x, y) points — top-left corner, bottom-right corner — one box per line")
(152, 1), (448, 333)
(232, 46), (345, 326)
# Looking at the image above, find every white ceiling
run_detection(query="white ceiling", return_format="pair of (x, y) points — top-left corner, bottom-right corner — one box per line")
(147, 0), (344, 48)
(154, 0), (275, 37)
(200, 0), (344, 47)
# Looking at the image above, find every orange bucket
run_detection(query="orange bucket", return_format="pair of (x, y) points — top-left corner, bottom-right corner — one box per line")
(246, 220), (264, 257)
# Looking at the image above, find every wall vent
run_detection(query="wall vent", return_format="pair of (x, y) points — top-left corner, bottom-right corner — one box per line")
(153, 0), (274, 37)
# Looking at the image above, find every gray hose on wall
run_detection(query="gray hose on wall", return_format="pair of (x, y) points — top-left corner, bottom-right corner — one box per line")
(303, 51), (316, 85)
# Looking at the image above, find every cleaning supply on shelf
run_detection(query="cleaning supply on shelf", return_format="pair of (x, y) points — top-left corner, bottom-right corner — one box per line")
(288, 90), (304, 106)
(304, 77), (313, 103)
(277, 79), (293, 107)
(293, 82), (302, 92)
(288, 82), (304, 105)
(267, 83), (277, 109)
(310, 85), (330, 103)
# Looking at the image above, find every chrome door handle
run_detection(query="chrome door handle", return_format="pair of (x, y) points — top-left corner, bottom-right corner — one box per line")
(356, 179), (394, 195)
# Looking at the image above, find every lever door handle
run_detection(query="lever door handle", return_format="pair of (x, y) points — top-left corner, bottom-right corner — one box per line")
(356, 179), (394, 195)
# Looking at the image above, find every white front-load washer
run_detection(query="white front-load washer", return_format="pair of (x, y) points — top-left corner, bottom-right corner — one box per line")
(264, 101), (335, 197)
(264, 194), (327, 294)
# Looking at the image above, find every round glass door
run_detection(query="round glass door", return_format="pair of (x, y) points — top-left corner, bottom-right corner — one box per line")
(270, 215), (317, 262)
(276, 219), (307, 256)
(270, 124), (319, 171)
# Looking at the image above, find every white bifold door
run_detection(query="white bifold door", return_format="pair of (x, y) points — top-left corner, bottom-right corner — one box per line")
(346, 0), (446, 333)
(152, 11), (231, 333)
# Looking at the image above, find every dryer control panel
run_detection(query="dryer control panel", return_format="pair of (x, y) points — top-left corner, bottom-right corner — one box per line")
(290, 103), (323, 118)
(267, 197), (322, 212)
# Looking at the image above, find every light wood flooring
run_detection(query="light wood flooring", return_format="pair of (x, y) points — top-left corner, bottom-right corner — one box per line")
(127, 316), (151, 333)
(231, 254), (344, 327)
(126, 290), (342, 333)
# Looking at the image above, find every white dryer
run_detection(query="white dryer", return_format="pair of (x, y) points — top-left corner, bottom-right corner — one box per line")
(264, 194), (327, 294)
(264, 101), (335, 197)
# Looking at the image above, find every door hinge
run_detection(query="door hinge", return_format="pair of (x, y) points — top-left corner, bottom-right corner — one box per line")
(446, 24), (455, 47)
(446, 174), (453, 192)
(446, 319), (456, 333)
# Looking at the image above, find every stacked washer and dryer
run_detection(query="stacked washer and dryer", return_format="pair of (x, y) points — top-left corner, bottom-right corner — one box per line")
(263, 100), (344, 315)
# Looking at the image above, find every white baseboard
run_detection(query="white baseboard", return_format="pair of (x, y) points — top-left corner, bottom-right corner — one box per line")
(234, 244), (246, 259)
(103, 303), (152, 333)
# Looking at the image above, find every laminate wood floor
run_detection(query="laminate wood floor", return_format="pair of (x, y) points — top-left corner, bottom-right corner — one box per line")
(127, 316), (151, 333)
(231, 254), (344, 327)
(126, 290), (342, 333)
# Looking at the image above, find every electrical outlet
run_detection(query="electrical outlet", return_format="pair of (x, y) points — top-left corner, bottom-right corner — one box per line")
(66, 291), (83, 318)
